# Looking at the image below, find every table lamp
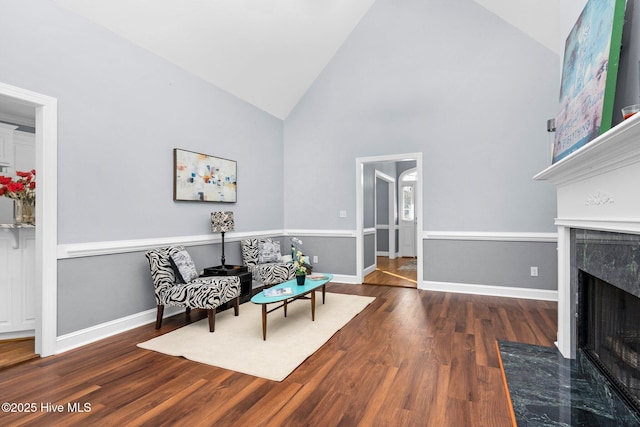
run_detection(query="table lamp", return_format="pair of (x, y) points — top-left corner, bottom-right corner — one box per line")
(211, 211), (234, 268)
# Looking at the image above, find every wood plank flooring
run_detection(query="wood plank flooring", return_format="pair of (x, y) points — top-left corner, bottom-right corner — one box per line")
(0, 283), (557, 426)
(0, 338), (38, 370)
(364, 256), (417, 288)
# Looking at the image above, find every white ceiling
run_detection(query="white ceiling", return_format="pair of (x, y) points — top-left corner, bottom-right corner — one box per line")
(52, 0), (378, 119)
(474, 0), (560, 56)
(2, 1), (559, 122)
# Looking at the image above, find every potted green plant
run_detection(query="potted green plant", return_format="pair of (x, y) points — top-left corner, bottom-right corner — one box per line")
(294, 250), (307, 285)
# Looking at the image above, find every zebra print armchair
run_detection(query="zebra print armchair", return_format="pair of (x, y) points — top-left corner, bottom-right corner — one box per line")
(145, 245), (241, 332)
(241, 238), (297, 287)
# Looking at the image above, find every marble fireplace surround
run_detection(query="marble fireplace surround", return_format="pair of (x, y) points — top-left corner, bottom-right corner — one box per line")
(535, 113), (640, 359)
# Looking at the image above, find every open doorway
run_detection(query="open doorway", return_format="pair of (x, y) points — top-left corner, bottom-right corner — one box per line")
(0, 82), (58, 359)
(398, 168), (417, 258)
(356, 153), (422, 288)
(363, 168), (416, 288)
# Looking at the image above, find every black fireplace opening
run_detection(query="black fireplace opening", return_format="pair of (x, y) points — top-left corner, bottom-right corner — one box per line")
(579, 270), (640, 415)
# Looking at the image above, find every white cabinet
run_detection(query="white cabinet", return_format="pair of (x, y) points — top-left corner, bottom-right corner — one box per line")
(0, 123), (17, 171)
(13, 130), (35, 172)
(0, 226), (36, 338)
(0, 128), (36, 338)
(0, 129), (35, 229)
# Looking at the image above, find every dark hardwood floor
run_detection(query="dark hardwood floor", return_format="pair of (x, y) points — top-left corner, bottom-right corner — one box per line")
(0, 283), (556, 426)
(0, 338), (38, 370)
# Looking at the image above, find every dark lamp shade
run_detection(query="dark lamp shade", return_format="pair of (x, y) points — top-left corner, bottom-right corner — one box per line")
(211, 211), (235, 233)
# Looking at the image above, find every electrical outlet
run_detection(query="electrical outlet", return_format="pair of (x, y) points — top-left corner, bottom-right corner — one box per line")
(313, 256), (318, 263)
(339, 210), (347, 218)
(530, 266), (538, 277)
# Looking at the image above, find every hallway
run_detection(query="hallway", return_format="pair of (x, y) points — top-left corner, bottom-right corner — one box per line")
(364, 256), (417, 288)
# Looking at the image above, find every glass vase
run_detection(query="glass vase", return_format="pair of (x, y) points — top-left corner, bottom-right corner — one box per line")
(14, 199), (35, 225)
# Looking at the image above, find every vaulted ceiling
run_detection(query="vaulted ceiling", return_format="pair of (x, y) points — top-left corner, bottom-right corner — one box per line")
(4, 1), (559, 122)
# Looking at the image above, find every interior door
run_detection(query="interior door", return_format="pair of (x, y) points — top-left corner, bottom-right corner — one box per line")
(399, 179), (416, 257)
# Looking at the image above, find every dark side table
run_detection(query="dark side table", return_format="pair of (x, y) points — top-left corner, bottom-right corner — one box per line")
(202, 265), (253, 304)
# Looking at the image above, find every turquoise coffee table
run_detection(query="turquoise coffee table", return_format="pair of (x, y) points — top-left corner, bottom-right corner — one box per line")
(251, 273), (333, 340)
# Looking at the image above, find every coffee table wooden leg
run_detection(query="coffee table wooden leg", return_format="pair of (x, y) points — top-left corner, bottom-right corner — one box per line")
(262, 304), (267, 340)
(284, 299), (288, 317)
(311, 291), (316, 321)
(322, 284), (326, 304)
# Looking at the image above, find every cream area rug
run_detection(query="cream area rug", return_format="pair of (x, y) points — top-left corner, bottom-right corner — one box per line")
(138, 292), (375, 381)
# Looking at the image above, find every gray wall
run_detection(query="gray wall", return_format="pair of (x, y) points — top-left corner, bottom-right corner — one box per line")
(284, 0), (559, 289)
(0, 0), (285, 334)
(0, 0), (285, 244)
(424, 239), (557, 290)
(284, 0), (559, 234)
(58, 240), (245, 334)
(290, 236), (357, 276)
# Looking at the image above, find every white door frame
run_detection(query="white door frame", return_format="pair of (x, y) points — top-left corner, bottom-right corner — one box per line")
(374, 170), (396, 261)
(356, 153), (422, 285)
(0, 82), (58, 357)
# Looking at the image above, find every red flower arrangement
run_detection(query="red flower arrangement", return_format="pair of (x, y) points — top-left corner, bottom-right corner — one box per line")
(0, 169), (36, 201)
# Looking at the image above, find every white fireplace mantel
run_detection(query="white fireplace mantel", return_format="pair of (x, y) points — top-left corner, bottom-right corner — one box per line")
(534, 113), (640, 358)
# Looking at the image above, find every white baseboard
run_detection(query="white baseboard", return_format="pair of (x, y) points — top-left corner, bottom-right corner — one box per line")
(325, 274), (558, 301)
(55, 306), (182, 354)
(375, 251), (400, 258)
(421, 280), (558, 301)
(330, 274), (360, 284)
(363, 264), (376, 276)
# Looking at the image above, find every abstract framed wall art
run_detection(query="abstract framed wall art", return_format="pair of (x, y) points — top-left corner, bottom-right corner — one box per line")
(552, 0), (626, 163)
(173, 148), (237, 202)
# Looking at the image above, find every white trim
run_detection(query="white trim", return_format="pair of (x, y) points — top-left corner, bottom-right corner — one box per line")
(57, 229), (359, 259)
(534, 112), (640, 186)
(0, 111), (35, 128)
(376, 251), (392, 256)
(556, 226), (573, 358)
(424, 231), (558, 242)
(0, 82), (58, 357)
(330, 274), (359, 284)
(374, 170), (394, 183)
(363, 264), (376, 276)
(56, 306), (182, 354)
(57, 229), (559, 260)
(554, 218), (640, 235)
(58, 229), (285, 259)
(284, 229), (356, 238)
(421, 280), (558, 301)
